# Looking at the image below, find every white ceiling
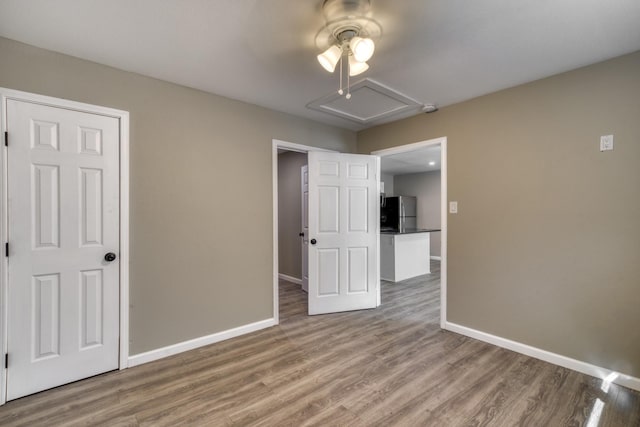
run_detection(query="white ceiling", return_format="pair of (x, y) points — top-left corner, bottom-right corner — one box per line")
(1, 1), (639, 131)
(381, 145), (441, 175)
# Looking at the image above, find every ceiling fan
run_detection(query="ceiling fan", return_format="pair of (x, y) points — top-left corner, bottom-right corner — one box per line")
(315, 0), (382, 99)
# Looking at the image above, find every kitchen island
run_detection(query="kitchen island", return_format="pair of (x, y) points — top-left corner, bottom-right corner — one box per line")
(380, 228), (440, 282)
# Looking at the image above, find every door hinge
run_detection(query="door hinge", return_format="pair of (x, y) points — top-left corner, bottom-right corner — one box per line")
(5, 242), (8, 257)
(4, 353), (7, 369)
(4, 131), (7, 147)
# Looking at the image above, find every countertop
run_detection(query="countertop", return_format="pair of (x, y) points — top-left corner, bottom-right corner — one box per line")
(380, 228), (441, 235)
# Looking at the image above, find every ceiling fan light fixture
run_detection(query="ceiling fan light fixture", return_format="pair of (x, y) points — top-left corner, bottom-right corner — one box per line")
(348, 56), (369, 76)
(317, 45), (343, 72)
(350, 36), (375, 62)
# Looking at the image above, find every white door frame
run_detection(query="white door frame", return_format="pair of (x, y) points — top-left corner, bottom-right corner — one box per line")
(272, 139), (336, 323)
(0, 88), (130, 405)
(372, 136), (448, 328)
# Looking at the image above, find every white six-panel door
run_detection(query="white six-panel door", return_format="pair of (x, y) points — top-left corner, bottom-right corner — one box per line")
(301, 165), (309, 293)
(307, 152), (379, 315)
(6, 99), (120, 400)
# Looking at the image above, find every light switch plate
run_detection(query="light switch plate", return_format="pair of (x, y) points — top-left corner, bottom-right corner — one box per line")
(449, 201), (458, 214)
(600, 135), (614, 151)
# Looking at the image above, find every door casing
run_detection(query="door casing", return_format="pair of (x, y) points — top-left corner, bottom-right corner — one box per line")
(0, 88), (130, 405)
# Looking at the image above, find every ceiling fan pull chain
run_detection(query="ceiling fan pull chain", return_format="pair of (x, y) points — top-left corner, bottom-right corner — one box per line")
(346, 55), (352, 99)
(338, 54), (344, 95)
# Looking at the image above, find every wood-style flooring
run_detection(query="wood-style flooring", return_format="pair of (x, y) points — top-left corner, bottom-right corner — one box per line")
(1, 260), (639, 426)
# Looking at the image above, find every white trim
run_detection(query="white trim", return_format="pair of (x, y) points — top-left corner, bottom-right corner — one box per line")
(278, 274), (302, 285)
(272, 144), (279, 324)
(0, 88), (130, 404)
(273, 139), (334, 154)
(128, 318), (277, 367)
(445, 322), (640, 392)
(272, 139), (336, 323)
(372, 137), (447, 157)
(440, 139), (448, 328)
(118, 112), (130, 370)
(0, 94), (7, 406)
(372, 136), (448, 328)
(375, 157), (381, 307)
(430, 256), (442, 261)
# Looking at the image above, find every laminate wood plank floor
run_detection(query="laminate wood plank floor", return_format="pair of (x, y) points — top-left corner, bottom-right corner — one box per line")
(1, 260), (639, 426)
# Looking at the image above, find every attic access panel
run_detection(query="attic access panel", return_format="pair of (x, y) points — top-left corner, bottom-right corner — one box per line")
(307, 78), (423, 125)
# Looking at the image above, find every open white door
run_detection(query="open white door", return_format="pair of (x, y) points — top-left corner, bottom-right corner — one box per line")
(307, 151), (379, 315)
(300, 165), (309, 293)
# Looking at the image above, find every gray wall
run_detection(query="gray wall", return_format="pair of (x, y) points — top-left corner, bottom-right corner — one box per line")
(358, 51), (640, 377)
(0, 37), (357, 355)
(381, 173), (394, 196)
(277, 151), (307, 279)
(394, 171), (441, 256)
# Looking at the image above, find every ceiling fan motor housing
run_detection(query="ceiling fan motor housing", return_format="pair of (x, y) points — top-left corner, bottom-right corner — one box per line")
(322, 0), (371, 22)
(316, 0), (381, 50)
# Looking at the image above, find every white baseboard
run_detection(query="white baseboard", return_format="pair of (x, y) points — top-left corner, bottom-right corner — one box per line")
(278, 273), (302, 285)
(128, 318), (277, 367)
(444, 322), (640, 392)
(430, 256), (441, 261)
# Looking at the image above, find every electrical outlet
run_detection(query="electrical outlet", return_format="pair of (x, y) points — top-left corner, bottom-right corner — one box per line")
(600, 135), (614, 152)
(449, 201), (458, 214)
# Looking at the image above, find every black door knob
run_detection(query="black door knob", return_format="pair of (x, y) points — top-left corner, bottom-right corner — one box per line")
(310, 239), (317, 245)
(299, 232), (304, 237)
(104, 252), (117, 262)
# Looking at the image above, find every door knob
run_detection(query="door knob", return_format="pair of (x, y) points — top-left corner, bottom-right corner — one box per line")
(104, 252), (117, 262)
(310, 239), (317, 245)
(299, 232), (304, 237)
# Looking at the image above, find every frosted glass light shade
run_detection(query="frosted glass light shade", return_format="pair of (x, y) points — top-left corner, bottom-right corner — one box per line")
(317, 45), (343, 72)
(348, 56), (369, 76)
(350, 37), (375, 62)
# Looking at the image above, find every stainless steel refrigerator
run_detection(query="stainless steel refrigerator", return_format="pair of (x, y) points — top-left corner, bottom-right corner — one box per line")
(380, 196), (417, 231)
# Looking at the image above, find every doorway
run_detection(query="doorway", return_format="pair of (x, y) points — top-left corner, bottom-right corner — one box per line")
(0, 88), (130, 404)
(272, 140), (319, 322)
(276, 149), (308, 292)
(372, 137), (448, 327)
